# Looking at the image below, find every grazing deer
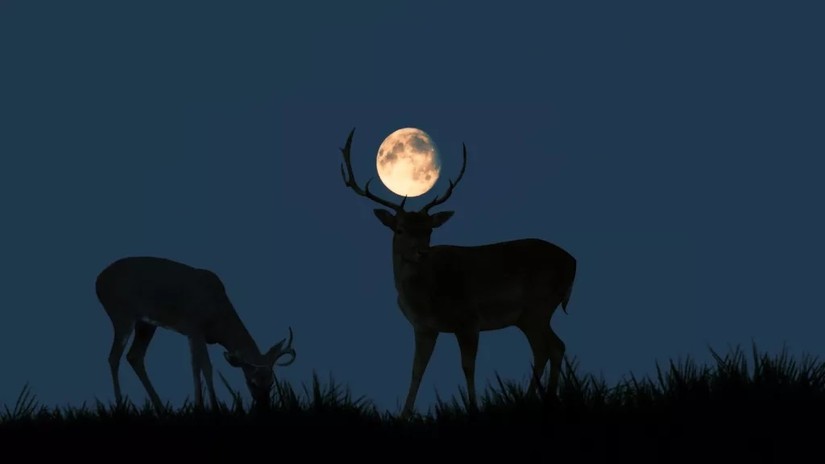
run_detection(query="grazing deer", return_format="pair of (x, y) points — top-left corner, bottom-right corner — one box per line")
(95, 256), (296, 411)
(339, 128), (577, 417)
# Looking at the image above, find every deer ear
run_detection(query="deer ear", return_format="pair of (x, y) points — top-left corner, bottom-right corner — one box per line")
(223, 351), (245, 367)
(430, 211), (454, 228)
(373, 209), (396, 230)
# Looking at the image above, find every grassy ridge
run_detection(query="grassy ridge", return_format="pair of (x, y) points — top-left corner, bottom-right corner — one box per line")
(2, 344), (824, 460)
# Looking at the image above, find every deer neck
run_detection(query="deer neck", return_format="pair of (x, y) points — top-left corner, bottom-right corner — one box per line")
(390, 239), (434, 297)
(210, 310), (262, 360)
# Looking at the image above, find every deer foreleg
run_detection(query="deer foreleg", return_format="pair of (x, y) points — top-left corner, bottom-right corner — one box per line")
(189, 336), (219, 410)
(402, 329), (438, 418)
(200, 350), (219, 410)
(188, 337), (207, 409)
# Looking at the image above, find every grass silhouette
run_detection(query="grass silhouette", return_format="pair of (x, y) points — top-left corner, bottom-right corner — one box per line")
(2, 343), (823, 461)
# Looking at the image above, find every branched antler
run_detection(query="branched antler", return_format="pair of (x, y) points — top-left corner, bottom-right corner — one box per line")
(420, 143), (467, 213)
(272, 327), (296, 367)
(340, 128), (407, 211)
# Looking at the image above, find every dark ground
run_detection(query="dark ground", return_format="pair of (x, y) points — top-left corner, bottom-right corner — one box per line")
(2, 345), (823, 462)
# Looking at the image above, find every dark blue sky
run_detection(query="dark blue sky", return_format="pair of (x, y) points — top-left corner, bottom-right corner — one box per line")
(1, 1), (823, 414)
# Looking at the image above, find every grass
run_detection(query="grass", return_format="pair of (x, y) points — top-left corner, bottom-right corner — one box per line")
(2, 343), (824, 461)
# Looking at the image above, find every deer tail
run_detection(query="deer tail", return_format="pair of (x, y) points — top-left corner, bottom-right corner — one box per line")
(560, 257), (576, 314)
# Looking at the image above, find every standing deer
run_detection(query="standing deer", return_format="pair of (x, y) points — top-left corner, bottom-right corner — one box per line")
(95, 256), (296, 412)
(339, 128), (577, 417)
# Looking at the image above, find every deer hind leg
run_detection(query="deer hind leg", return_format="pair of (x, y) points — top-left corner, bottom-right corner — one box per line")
(455, 328), (480, 413)
(107, 314), (134, 408)
(545, 326), (566, 395)
(402, 329), (438, 418)
(517, 320), (551, 398)
(126, 321), (164, 412)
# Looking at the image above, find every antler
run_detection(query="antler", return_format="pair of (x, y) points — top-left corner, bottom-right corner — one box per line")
(272, 326), (296, 367)
(275, 327), (295, 366)
(340, 128), (407, 212)
(420, 143), (468, 213)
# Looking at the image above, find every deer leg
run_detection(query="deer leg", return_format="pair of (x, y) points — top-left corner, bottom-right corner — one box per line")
(546, 326), (566, 395)
(188, 336), (206, 409)
(188, 336), (219, 410)
(196, 344), (219, 410)
(455, 328), (480, 413)
(518, 321), (551, 398)
(401, 329), (438, 418)
(126, 321), (164, 412)
(107, 316), (134, 408)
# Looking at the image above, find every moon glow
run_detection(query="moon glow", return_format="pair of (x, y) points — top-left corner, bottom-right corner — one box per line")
(376, 127), (441, 198)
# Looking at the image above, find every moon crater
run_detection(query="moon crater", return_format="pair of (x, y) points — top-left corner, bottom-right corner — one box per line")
(376, 127), (441, 198)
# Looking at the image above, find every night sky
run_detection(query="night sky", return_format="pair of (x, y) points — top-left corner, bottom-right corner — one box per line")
(1, 1), (823, 414)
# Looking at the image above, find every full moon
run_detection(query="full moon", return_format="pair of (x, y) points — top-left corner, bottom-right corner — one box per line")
(376, 127), (441, 198)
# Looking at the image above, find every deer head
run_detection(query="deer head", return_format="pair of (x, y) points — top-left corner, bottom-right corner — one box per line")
(223, 327), (295, 407)
(340, 128), (467, 264)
